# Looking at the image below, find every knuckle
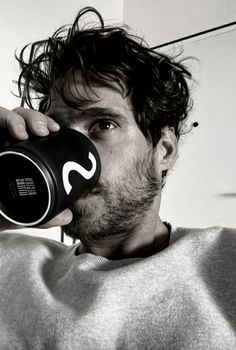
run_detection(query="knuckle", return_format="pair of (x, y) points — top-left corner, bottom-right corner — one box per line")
(12, 108), (47, 126)
(12, 107), (22, 114)
(12, 107), (28, 117)
(0, 107), (12, 127)
(5, 112), (16, 127)
(46, 115), (54, 122)
(35, 117), (48, 127)
(40, 115), (48, 123)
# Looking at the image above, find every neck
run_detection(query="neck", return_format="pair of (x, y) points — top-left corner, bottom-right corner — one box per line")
(78, 208), (170, 260)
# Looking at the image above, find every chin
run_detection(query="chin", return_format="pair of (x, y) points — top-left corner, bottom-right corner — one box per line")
(64, 194), (107, 241)
(64, 212), (101, 242)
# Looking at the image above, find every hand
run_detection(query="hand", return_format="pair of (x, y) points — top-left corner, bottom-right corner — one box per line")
(0, 106), (60, 140)
(0, 106), (73, 231)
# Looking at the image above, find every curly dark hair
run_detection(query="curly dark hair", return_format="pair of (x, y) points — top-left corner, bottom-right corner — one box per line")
(16, 6), (192, 147)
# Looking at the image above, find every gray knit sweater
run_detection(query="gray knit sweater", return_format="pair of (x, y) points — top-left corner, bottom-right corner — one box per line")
(0, 226), (235, 349)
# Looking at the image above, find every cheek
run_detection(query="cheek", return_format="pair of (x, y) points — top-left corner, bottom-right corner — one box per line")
(99, 151), (127, 181)
(97, 148), (134, 183)
(95, 131), (150, 181)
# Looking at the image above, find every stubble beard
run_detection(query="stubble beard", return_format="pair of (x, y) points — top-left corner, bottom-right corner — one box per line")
(63, 150), (161, 244)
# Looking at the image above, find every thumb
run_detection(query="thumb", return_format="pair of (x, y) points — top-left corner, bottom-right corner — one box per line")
(39, 209), (73, 229)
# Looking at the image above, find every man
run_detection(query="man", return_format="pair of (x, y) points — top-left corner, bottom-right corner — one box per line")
(0, 7), (235, 350)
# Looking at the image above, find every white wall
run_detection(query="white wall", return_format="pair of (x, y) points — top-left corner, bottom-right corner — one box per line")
(0, 0), (124, 109)
(0, 0), (123, 243)
(160, 30), (236, 228)
(123, 0), (236, 45)
(123, 0), (236, 229)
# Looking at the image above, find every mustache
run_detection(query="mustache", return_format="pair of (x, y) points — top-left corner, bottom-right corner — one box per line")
(89, 181), (109, 194)
(69, 182), (106, 211)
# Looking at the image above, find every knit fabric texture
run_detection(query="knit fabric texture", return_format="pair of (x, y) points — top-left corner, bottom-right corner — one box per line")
(0, 226), (235, 349)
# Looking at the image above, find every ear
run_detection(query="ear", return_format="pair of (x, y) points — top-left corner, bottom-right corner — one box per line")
(154, 126), (178, 173)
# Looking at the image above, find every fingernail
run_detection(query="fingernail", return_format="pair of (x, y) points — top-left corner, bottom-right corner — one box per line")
(38, 128), (49, 136)
(50, 121), (60, 131)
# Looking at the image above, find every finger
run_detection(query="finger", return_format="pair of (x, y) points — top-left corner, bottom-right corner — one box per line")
(13, 107), (60, 137)
(39, 209), (73, 229)
(0, 106), (29, 140)
(46, 115), (61, 132)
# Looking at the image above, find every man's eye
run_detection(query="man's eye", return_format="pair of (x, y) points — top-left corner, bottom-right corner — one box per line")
(89, 120), (116, 133)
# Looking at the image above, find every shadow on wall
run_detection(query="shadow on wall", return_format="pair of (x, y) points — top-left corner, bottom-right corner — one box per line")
(216, 193), (236, 198)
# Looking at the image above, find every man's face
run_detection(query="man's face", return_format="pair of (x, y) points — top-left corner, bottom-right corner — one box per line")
(47, 76), (161, 243)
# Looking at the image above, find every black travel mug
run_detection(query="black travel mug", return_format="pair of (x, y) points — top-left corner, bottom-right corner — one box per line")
(0, 128), (101, 226)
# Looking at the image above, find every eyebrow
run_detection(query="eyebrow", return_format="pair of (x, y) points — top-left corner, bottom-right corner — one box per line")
(77, 107), (126, 121)
(49, 106), (127, 124)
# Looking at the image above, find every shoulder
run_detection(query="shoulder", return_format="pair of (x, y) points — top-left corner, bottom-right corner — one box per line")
(170, 226), (236, 247)
(170, 226), (236, 273)
(0, 231), (67, 259)
(169, 226), (236, 266)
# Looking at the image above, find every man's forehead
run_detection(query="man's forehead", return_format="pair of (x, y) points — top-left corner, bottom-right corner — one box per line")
(48, 80), (132, 116)
(52, 70), (126, 101)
